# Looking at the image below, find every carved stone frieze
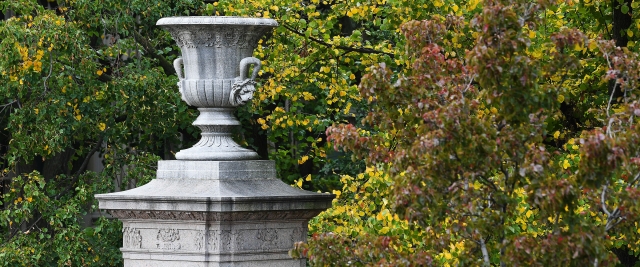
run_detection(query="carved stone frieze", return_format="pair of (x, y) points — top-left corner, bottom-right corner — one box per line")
(220, 230), (235, 251)
(123, 227), (142, 249)
(256, 228), (278, 249)
(207, 230), (219, 251)
(169, 28), (262, 49)
(157, 229), (181, 250)
(195, 230), (204, 251)
(291, 227), (304, 243)
(108, 209), (323, 221)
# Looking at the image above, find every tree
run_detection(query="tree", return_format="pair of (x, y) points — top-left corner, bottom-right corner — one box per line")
(3, 0), (640, 266)
(0, 0), (200, 265)
(299, 0), (640, 266)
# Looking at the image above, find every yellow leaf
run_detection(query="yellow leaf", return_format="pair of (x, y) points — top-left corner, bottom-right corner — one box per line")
(296, 179), (303, 188)
(557, 94), (565, 103)
(379, 227), (389, 234)
(75, 114), (82, 120)
(526, 210), (533, 218)
(628, 29), (634, 37)
(588, 41), (598, 51)
(472, 180), (482, 190)
(298, 155), (309, 165)
(348, 184), (357, 193)
(574, 43), (583, 52)
(305, 174), (311, 181)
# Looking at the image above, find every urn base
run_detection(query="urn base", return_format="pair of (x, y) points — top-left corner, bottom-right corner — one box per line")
(175, 146), (259, 161)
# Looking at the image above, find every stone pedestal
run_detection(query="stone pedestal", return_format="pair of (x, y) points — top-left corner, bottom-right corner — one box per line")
(96, 16), (334, 266)
(96, 160), (333, 267)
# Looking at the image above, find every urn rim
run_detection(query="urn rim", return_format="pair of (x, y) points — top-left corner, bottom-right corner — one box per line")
(156, 16), (279, 27)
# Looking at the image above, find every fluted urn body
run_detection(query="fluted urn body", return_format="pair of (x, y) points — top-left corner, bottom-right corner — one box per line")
(157, 17), (278, 160)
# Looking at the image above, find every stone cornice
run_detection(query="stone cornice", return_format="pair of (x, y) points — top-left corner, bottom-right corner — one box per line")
(108, 209), (323, 221)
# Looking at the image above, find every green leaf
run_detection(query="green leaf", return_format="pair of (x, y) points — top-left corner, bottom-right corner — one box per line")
(621, 4), (629, 14)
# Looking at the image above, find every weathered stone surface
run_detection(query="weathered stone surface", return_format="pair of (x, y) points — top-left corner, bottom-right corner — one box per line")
(157, 17), (277, 161)
(96, 16), (333, 267)
(96, 160), (333, 266)
(98, 160), (331, 214)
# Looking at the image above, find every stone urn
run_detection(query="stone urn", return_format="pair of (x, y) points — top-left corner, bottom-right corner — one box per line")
(96, 17), (335, 267)
(157, 16), (279, 160)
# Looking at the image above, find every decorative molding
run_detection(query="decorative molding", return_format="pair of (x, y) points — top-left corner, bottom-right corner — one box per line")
(123, 227), (142, 248)
(220, 230), (235, 251)
(256, 228), (278, 249)
(108, 210), (323, 221)
(118, 227), (308, 252)
(195, 230), (204, 251)
(207, 230), (219, 251)
(291, 227), (304, 243)
(192, 135), (241, 148)
(169, 29), (263, 49)
(229, 79), (256, 107)
(178, 79), (235, 107)
(197, 125), (235, 133)
(156, 229), (181, 250)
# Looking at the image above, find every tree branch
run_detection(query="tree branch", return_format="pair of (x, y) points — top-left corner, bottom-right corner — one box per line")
(282, 24), (395, 58)
(54, 134), (105, 200)
(600, 184), (611, 217)
(479, 237), (491, 267)
(132, 30), (176, 76)
(3, 133), (101, 244)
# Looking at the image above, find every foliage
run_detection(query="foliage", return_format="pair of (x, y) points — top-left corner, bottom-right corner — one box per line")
(303, 0), (640, 266)
(0, 0), (197, 265)
(2, 0), (640, 266)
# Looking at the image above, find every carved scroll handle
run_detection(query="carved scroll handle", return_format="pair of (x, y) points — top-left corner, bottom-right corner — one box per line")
(239, 57), (261, 81)
(229, 57), (261, 106)
(173, 57), (186, 101)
